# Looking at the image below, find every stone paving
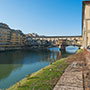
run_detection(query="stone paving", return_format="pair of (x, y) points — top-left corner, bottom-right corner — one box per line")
(53, 61), (84, 90)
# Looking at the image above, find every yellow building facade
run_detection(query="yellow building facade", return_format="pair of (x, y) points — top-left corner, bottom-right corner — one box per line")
(0, 23), (11, 47)
(10, 30), (25, 46)
(0, 23), (25, 47)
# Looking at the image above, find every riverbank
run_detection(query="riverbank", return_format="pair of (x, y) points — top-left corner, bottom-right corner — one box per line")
(0, 46), (50, 52)
(8, 49), (82, 90)
(53, 50), (84, 90)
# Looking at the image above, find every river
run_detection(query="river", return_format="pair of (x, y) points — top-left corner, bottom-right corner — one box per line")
(0, 46), (78, 89)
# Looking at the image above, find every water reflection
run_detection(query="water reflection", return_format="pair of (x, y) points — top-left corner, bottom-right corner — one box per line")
(0, 49), (61, 64)
(0, 51), (25, 64)
(66, 46), (78, 53)
(0, 47), (78, 89)
(48, 48), (61, 61)
(0, 64), (22, 80)
(0, 48), (61, 89)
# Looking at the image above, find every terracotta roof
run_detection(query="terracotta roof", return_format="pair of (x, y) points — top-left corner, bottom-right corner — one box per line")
(0, 22), (10, 29)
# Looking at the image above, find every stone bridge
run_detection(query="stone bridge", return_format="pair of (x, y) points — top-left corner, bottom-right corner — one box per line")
(32, 36), (82, 50)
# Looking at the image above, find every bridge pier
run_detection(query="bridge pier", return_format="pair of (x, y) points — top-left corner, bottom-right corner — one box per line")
(59, 45), (66, 52)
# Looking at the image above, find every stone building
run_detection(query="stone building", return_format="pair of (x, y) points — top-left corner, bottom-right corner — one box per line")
(0, 23), (25, 48)
(0, 23), (11, 46)
(82, 1), (90, 48)
(10, 30), (25, 46)
(25, 36), (33, 45)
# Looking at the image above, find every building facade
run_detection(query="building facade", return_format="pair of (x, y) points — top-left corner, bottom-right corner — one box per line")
(10, 30), (25, 46)
(82, 1), (90, 48)
(0, 23), (11, 47)
(0, 23), (25, 48)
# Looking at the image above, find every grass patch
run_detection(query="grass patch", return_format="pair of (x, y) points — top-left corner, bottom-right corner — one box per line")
(76, 48), (82, 53)
(8, 58), (69, 90)
(8, 49), (82, 90)
(61, 52), (72, 58)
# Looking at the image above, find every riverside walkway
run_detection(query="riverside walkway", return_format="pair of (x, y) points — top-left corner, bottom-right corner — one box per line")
(53, 49), (90, 90)
(53, 61), (84, 90)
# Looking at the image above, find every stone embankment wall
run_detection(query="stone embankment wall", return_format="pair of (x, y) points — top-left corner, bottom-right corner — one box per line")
(0, 47), (23, 51)
(84, 49), (90, 69)
(0, 46), (48, 51)
(83, 49), (90, 90)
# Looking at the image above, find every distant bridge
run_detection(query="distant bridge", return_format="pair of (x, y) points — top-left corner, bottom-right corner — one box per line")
(33, 35), (82, 41)
(32, 36), (82, 45)
(32, 35), (82, 50)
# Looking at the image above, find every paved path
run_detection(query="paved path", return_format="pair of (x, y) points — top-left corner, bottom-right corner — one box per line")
(53, 61), (84, 90)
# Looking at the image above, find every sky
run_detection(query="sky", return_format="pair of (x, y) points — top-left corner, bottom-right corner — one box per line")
(0, 0), (83, 36)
